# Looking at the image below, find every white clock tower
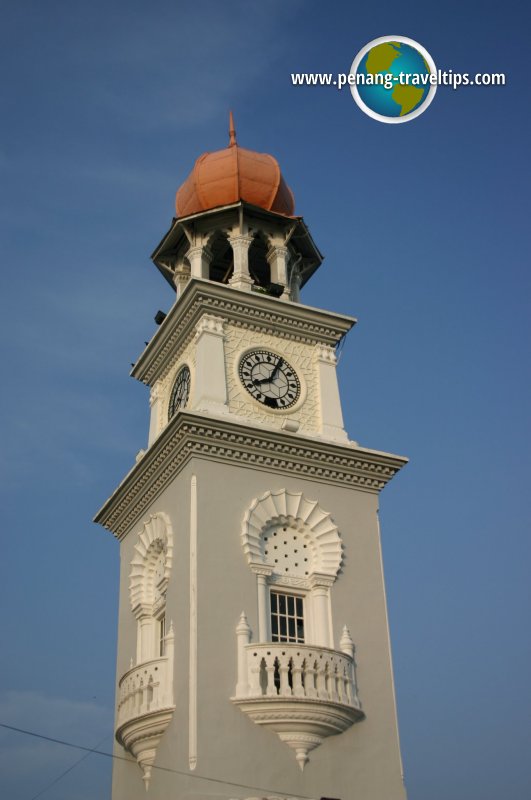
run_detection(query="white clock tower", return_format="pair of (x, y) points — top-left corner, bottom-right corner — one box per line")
(95, 115), (408, 800)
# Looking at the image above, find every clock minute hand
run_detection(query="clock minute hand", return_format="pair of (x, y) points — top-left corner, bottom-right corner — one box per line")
(253, 359), (283, 387)
(270, 358), (283, 382)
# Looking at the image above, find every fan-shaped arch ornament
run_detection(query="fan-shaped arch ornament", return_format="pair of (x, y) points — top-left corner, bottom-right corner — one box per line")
(241, 490), (342, 579)
(129, 513), (174, 616)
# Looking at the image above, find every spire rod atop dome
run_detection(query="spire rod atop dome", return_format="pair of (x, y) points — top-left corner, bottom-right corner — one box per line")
(228, 110), (237, 147)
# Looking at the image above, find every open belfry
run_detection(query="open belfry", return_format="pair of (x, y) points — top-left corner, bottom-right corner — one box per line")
(95, 114), (408, 800)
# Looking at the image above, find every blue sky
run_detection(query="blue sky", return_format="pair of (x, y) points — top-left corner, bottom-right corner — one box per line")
(1, 1), (530, 798)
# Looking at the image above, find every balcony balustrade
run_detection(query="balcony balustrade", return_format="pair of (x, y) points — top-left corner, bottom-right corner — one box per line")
(115, 624), (175, 788)
(231, 614), (364, 770)
(116, 656), (173, 728)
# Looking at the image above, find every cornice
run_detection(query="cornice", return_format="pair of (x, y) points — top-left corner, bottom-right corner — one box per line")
(94, 411), (407, 541)
(131, 279), (356, 386)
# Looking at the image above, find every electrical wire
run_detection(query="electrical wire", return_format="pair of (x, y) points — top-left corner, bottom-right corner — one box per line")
(29, 732), (112, 800)
(0, 722), (316, 800)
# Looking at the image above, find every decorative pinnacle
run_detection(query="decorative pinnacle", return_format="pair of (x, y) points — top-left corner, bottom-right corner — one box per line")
(296, 747), (309, 771)
(236, 611), (251, 637)
(340, 624), (355, 657)
(229, 110), (237, 146)
(141, 764), (152, 790)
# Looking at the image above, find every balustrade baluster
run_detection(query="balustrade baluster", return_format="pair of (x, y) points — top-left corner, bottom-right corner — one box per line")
(336, 667), (344, 702)
(248, 658), (262, 697)
(279, 657), (291, 696)
(132, 681), (138, 717)
(344, 670), (352, 704)
(265, 658), (277, 696)
(141, 682), (149, 715)
(350, 654), (360, 704)
(329, 665), (339, 702)
(316, 660), (327, 699)
(292, 658), (305, 698)
(305, 660), (318, 698)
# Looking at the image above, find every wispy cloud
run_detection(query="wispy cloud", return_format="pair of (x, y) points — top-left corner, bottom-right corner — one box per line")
(67, 0), (304, 131)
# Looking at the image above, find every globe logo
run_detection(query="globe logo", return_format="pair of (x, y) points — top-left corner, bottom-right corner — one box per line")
(350, 36), (437, 123)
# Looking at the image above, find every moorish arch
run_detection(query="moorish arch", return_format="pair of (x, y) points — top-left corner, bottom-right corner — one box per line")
(241, 489), (342, 580)
(129, 512), (174, 617)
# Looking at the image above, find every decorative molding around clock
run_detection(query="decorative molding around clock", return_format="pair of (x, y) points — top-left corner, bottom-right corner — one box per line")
(226, 328), (317, 431)
(94, 411), (408, 541)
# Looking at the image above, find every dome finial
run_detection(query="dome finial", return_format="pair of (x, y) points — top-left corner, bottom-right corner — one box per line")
(228, 110), (237, 147)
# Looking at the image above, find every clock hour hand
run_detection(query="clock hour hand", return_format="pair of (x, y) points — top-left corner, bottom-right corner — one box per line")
(253, 359), (283, 386)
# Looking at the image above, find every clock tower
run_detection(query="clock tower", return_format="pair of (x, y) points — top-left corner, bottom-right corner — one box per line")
(95, 115), (408, 800)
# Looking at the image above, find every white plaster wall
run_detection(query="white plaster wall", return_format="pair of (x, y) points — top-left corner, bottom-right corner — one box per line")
(111, 456), (406, 800)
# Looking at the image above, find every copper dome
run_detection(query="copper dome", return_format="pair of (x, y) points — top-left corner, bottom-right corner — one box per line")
(175, 113), (295, 218)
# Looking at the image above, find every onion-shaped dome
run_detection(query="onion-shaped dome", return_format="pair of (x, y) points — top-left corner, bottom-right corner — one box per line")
(175, 113), (295, 218)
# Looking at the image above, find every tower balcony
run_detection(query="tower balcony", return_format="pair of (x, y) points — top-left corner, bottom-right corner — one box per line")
(231, 631), (364, 770)
(115, 639), (175, 788)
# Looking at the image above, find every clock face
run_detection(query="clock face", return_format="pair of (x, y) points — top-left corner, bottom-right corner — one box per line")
(168, 365), (191, 419)
(239, 350), (301, 410)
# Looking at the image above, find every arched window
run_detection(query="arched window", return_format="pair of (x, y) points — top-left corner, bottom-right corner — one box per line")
(206, 230), (233, 284)
(129, 513), (174, 664)
(248, 232), (271, 290)
(241, 490), (342, 648)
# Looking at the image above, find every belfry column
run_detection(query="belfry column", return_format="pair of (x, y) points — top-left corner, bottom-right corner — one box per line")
(173, 262), (191, 299)
(187, 245), (213, 280)
(229, 234), (254, 291)
(289, 261), (303, 303)
(267, 244), (290, 299)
